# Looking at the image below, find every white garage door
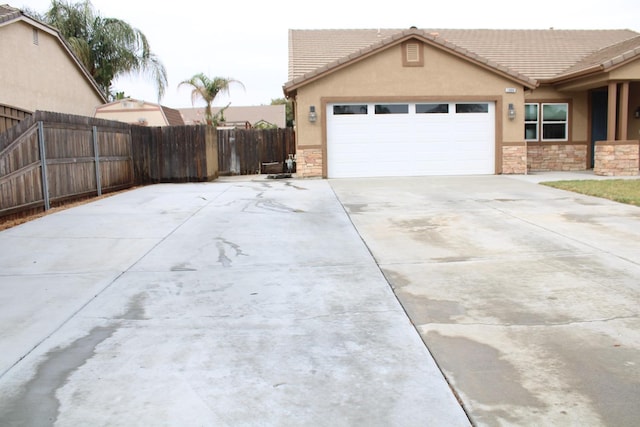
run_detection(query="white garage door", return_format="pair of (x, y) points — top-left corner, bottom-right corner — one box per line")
(326, 102), (495, 178)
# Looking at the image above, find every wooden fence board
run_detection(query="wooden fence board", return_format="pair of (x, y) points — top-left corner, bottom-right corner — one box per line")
(0, 105), (32, 134)
(2, 111), (290, 220)
(217, 128), (296, 175)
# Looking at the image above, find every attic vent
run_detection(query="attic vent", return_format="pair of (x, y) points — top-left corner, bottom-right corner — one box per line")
(406, 43), (419, 62)
(402, 41), (423, 67)
(32, 28), (39, 45)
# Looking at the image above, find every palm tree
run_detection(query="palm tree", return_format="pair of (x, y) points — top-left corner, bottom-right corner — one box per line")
(41, 0), (167, 101)
(179, 73), (245, 126)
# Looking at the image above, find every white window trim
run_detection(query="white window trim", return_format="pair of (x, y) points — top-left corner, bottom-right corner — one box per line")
(525, 103), (539, 141)
(541, 103), (568, 142)
(525, 102), (569, 141)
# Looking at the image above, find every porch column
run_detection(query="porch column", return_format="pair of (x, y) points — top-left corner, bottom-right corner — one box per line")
(619, 81), (629, 140)
(607, 82), (618, 141)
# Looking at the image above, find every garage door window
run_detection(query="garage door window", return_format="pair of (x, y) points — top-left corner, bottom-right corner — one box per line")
(333, 105), (368, 115)
(416, 103), (449, 114)
(375, 104), (409, 114)
(456, 103), (489, 113)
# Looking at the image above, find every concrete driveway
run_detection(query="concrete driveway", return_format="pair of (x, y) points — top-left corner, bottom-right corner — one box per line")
(330, 174), (640, 426)
(0, 179), (468, 426)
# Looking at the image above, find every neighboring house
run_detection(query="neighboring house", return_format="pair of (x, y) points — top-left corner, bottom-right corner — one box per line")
(0, 4), (107, 122)
(180, 105), (286, 128)
(95, 99), (184, 126)
(284, 28), (640, 178)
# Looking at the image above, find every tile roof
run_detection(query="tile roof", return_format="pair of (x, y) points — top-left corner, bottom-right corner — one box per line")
(287, 28), (640, 89)
(0, 4), (21, 23)
(161, 106), (185, 126)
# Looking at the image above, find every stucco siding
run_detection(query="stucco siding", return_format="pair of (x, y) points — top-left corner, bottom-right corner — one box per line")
(0, 21), (104, 116)
(296, 42), (525, 151)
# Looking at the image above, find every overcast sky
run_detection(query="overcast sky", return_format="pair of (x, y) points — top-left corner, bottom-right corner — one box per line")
(23, 0), (640, 108)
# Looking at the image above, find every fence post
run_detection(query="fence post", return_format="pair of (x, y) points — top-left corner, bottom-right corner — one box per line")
(37, 121), (50, 211)
(92, 125), (102, 196)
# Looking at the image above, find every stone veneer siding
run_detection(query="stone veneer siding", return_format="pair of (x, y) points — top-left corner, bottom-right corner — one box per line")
(594, 141), (640, 176)
(527, 143), (587, 171)
(296, 147), (323, 178)
(501, 145), (527, 174)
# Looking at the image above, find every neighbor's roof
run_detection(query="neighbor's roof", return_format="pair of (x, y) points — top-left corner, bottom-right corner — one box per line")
(180, 105), (286, 128)
(95, 98), (185, 125)
(286, 28), (640, 90)
(0, 4), (108, 102)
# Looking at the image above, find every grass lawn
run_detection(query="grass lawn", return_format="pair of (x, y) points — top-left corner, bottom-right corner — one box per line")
(541, 179), (640, 207)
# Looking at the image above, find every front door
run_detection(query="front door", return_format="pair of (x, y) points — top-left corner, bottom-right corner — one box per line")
(590, 89), (608, 168)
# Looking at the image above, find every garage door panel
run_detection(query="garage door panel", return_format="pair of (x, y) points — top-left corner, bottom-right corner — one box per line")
(327, 102), (495, 178)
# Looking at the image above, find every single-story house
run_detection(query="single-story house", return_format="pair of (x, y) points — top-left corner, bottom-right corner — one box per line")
(95, 98), (184, 126)
(180, 105), (286, 128)
(0, 4), (107, 127)
(283, 28), (640, 178)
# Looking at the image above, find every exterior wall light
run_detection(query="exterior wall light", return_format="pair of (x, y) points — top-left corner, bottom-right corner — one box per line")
(308, 105), (317, 123)
(508, 103), (516, 120)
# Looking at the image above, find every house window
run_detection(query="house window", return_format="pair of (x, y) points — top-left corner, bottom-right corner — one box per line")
(33, 28), (39, 45)
(375, 104), (409, 114)
(456, 103), (489, 113)
(525, 103), (539, 140)
(525, 103), (568, 141)
(416, 103), (449, 114)
(333, 105), (368, 115)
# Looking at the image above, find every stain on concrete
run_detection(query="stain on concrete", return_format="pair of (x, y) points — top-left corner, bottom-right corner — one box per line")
(397, 293), (466, 324)
(117, 292), (147, 320)
(425, 331), (546, 425)
(380, 268), (412, 288)
(216, 238), (248, 267)
(562, 213), (600, 224)
(284, 181), (307, 190)
(254, 199), (304, 213)
(170, 263), (197, 272)
(393, 217), (444, 233)
(343, 203), (369, 214)
(0, 326), (116, 426)
(547, 332), (640, 426)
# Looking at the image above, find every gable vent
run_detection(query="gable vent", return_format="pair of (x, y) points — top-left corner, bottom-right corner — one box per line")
(32, 28), (39, 45)
(406, 43), (419, 62)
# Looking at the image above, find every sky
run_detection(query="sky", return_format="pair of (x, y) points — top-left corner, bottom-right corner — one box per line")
(23, 0), (640, 109)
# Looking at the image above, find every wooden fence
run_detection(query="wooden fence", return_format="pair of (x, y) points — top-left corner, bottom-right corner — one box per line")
(0, 104), (32, 134)
(131, 125), (218, 184)
(0, 111), (133, 218)
(1, 112), (294, 220)
(217, 127), (296, 175)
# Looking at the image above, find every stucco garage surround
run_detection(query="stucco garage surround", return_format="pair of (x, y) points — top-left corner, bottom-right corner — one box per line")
(326, 101), (496, 178)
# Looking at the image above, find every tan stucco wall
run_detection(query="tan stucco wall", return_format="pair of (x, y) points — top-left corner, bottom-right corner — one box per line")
(294, 41), (527, 153)
(525, 86), (588, 142)
(95, 100), (167, 126)
(0, 21), (104, 116)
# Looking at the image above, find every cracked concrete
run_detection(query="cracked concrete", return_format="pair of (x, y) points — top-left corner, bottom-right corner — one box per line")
(330, 174), (640, 427)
